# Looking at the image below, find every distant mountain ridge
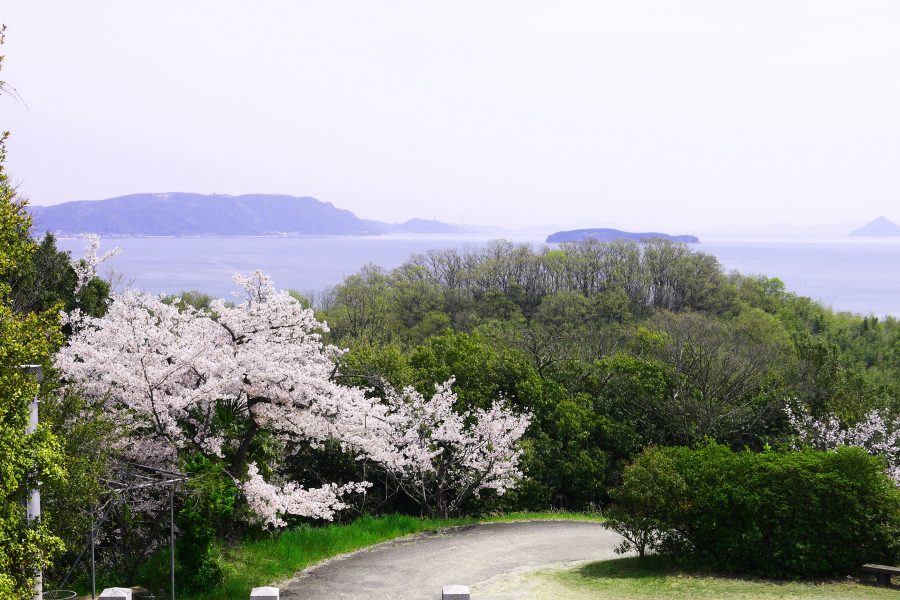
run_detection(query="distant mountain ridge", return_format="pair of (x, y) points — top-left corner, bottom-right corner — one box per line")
(850, 216), (900, 237)
(28, 193), (474, 237)
(546, 228), (699, 244)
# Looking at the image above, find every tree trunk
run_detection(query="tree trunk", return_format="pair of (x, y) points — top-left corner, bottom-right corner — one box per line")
(232, 418), (258, 475)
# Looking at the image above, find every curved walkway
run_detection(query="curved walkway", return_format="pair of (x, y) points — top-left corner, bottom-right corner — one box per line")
(280, 520), (621, 599)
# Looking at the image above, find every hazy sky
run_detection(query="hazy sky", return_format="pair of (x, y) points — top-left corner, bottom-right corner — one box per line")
(3, 1), (900, 231)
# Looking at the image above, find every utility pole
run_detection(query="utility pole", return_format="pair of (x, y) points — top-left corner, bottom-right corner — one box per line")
(170, 486), (176, 600)
(20, 364), (43, 600)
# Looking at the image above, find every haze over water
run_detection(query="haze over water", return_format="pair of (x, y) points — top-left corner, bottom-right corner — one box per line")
(57, 236), (900, 318)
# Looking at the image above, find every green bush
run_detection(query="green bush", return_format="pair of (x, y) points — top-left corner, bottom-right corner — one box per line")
(607, 447), (687, 557)
(609, 444), (900, 578)
(176, 456), (236, 591)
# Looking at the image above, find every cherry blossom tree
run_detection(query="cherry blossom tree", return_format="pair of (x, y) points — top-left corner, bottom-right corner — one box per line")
(377, 380), (531, 518)
(786, 406), (899, 484)
(56, 271), (381, 524)
(56, 270), (531, 526)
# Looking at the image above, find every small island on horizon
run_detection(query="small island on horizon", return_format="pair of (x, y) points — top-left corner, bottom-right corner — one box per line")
(849, 216), (900, 237)
(546, 228), (700, 244)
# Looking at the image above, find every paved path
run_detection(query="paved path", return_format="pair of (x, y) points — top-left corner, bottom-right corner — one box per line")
(279, 520), (621, 599)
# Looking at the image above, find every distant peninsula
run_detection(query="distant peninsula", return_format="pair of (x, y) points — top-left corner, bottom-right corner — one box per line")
(546, 228), (700, 244)
(849, 216), (900, 237)
(28, 193), (474, 237)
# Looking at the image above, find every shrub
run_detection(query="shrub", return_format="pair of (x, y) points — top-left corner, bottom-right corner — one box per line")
(607, 447), (687, 557)
(175, 456), (236, 590)
(609, 444), (900, 578)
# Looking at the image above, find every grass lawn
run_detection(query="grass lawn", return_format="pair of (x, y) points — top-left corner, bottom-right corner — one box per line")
(124, 511), (604, 600)
(485, 556), (898, 599)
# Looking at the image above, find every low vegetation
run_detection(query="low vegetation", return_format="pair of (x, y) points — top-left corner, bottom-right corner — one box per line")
(608, 444), (900, 577)
(541, 557), (899, 600)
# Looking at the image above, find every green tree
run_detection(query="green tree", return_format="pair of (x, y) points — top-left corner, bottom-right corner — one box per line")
(3, 232), (111, 322)
(322, 265), (398, 345)
(0, 30), (111, 594)
(660, 444), (900, 577)
(607, 447), (687, 557)
(0, 123), (67, 597)
(519, 383), (611, 508)
(645, 310), (785, 446)
(409, 330), (532, 411)
(479, 292), (591, 377)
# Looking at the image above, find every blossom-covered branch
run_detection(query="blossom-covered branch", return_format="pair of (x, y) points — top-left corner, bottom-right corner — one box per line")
(72, 233), (121, 294)
(376, 380), (530, 517)
(786, 406), (899, 484)
(242, 463), (371, 527)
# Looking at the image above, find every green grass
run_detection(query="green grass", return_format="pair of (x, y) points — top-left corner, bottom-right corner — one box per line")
(478, 510), (605, 524)
(533, 556), (898, 599)
(129, 511), (602, 600)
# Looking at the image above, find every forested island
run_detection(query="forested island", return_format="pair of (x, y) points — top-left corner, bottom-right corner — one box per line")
(546, 228), (699, 243)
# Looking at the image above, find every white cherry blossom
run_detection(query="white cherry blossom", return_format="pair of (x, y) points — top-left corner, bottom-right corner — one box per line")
(786, 405), (900, 484)
(72, 233), (121, 294)
(376, 379), (531, 517)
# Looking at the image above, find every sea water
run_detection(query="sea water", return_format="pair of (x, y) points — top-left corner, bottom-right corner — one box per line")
(56, 235), (900, 317)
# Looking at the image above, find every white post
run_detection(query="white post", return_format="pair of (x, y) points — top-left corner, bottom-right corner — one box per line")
(99, 588), (132, 600)
(442, 585), (470, 600)
(169, 487), (175, 600)
(21, 365), (43, 600)
(250, 586), (280, 600)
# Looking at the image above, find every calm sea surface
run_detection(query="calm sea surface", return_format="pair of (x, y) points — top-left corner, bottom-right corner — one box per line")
(57, 236), (900, 318)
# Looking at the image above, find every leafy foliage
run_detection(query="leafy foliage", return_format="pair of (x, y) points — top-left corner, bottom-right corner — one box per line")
(318, 238), (899, 513)
(607, 447), (687, 557)
(3, 233), (111, 321)
(610, 444), (900, 578)
(0, 46), (68, 591)
(176, 456), (236, 590)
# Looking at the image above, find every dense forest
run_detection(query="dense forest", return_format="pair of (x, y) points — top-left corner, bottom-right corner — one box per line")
(300, 238), (898, 510)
